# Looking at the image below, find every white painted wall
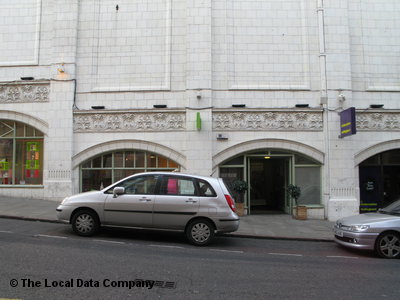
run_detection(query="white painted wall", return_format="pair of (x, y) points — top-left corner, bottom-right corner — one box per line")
(0, 0), (400, 220)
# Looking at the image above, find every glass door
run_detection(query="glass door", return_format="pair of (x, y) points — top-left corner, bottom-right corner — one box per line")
(247, 155), (292, 214)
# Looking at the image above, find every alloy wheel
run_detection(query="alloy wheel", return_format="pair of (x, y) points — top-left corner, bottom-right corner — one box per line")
(376, 232), (400, 258)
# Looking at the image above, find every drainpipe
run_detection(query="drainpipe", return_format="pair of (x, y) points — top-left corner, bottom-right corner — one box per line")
(317, 0), (331, 218)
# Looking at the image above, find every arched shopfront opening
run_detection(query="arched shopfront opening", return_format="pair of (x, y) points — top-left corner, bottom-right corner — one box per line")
(359, 149), (400, 212)
(80, 150), (180, 192)
(219, 150), (321, 215)
(0, 120), (44, 185)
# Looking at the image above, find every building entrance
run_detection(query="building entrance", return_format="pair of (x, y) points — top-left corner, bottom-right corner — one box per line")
(359, 150), (400, 212)
(248, 156), (290, 214)
(219, 150), (321, 216)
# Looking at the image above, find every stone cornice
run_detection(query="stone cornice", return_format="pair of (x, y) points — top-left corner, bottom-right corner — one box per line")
(357, 111), (400, 131)
(0, 81), (50, 103)
(212, 109), (323, 131)
(73, 110), (186, 132)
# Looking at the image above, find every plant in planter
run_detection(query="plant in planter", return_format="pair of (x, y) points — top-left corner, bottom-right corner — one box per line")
(287, 184), (307, 220)
(287, 184), (301, 206)
(232, 179), (248, 216)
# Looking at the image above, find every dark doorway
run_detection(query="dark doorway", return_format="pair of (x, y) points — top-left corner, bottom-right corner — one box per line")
(359, 150), (400, 212)
(359, 166), (382, 212)
(248, 157), (289, 214)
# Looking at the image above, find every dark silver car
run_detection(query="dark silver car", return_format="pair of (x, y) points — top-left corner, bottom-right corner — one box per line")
(334, 200), (400, 258)
(57, 172), (240, 246)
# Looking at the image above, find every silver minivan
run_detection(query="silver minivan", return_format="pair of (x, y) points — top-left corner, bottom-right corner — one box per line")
(57, 172), (240, 245)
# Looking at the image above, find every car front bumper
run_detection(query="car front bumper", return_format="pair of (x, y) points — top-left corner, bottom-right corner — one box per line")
(56, 204), (74, 223)
(333, 226), (378, 250)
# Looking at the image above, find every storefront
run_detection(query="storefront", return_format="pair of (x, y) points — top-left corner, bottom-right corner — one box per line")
(219, 150), (322, 215)
(359, 149), (400, 212)
(0, 120), (44, 186)
(79, 150), (180, 192)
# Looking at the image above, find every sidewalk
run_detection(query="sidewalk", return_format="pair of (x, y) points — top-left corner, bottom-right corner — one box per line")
(0, 196), (334, 241)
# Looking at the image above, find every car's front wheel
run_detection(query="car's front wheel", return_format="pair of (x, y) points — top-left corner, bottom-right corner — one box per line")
(71, 209), (99, 236)
(186, 219), (215, 246)
(375, 231), (400, 259)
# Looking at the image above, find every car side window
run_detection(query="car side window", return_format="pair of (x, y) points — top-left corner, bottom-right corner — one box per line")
(115, 175), (158, 195)
(160, 176), (196, 196)
(198, 179), (217, 197)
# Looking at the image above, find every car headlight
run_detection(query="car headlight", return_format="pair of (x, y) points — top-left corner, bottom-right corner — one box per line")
(60, 197), (70, 205)
(350, 225), (370, 232)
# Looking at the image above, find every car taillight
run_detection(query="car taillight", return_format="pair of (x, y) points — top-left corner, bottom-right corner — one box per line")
(224, 194), (236, 212)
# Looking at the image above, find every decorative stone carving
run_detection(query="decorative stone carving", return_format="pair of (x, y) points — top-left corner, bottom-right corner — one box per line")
(356, 112), (400, 131)
(0, 83), (50, 103)
(74, 111), (185, 132)
(213, 111), (323, 131)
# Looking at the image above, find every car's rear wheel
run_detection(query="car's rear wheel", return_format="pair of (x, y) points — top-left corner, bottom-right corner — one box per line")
(186, 219), (215, 246)
(71, 209), (99, 236)
(375, 232), (400, 259)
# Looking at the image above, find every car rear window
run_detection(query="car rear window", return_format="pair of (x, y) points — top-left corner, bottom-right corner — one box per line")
(197, 179), (217, 197)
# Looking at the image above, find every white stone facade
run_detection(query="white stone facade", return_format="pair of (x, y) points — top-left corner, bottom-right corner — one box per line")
(1, 0), (399, 221)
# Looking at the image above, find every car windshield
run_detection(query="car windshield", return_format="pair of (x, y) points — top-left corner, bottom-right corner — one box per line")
(379, 200), (400, 215)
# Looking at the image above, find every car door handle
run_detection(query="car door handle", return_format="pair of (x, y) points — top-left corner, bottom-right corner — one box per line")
(185, 199), (197, 203)
(139, 198), (152, 202)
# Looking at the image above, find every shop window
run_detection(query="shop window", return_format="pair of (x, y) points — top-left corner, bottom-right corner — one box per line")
(135, 152), (145, 168)
(0, 120), (44, 186)
(295, 167), (321, 205)
(80, 151), (180, 192)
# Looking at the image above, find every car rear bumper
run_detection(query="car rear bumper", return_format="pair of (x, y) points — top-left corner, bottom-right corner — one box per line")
(216, 218), (240, 233)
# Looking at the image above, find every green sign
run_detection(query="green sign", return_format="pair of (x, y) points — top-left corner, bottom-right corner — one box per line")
(196, 112), (202, 130)
(0, 161), (9, 170)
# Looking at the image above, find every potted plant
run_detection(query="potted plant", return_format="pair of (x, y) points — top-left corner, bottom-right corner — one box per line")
(287, 184), (307, 220)
(232, 179), (248, 216)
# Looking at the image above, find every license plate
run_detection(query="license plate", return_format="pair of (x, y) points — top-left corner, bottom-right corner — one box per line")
(334, 228), (343, 237)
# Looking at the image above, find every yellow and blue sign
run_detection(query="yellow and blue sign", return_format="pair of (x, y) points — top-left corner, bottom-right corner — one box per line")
(340, 107), (356, 138)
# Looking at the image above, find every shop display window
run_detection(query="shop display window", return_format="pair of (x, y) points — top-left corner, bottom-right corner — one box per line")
(80, 151), (180, 192)
(0, 120), (44, 185)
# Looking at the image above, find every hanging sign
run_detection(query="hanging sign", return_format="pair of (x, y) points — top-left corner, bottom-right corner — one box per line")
(339, 107), (356, 138)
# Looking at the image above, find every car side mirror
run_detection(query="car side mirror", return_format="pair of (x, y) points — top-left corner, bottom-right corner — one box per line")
(113, 187), (125, 198)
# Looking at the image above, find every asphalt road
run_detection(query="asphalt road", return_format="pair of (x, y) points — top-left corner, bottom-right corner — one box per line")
(1, 218), (400, 299)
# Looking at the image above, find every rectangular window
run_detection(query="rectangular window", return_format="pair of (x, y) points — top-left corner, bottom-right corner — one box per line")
(295, 167), (321, 205)
(114, 152), (124, 168)
(0, 140), (13, 184)
(135, 152), (145, 168)
(125, 152), (135, 168)
(15, 140), (43, 185)
(148, 154), (157, 167)
(103, 153), (112, 168)
(82, 169), (112, 191)
(160, 176), (196, 196)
